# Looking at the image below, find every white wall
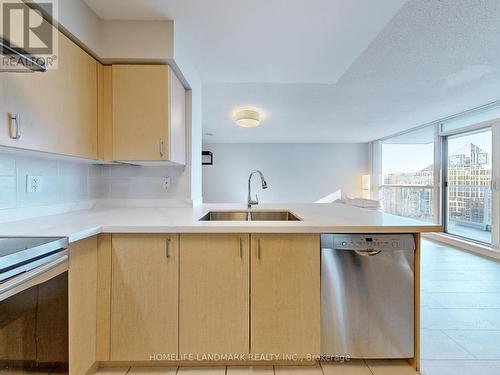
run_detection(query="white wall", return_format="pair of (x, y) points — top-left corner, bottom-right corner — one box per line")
(48, 0), (103, 55)
(202, 143), (370, 203)
(34, 0), (174, 62)
(173, 35), (203, 204)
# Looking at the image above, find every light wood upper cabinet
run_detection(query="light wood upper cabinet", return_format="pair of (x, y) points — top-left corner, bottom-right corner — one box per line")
(0, 43), (186, 163)
(250, 233), (321, 358)
(110, 234), (179, 361)
(106, 65), (186, 163)
(0, 31), (98, 159)
(179, 234), (249, 356)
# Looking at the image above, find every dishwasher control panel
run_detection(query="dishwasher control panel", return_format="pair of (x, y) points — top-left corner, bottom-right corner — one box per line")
(321, 234), (415, 251)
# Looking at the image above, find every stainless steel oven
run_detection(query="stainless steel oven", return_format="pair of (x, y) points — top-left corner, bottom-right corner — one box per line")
(0, 237), (69, 371)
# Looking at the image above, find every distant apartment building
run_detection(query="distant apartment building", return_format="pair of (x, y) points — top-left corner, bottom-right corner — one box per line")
(382, 143), (491, 227)
(447, 143), (491, 229)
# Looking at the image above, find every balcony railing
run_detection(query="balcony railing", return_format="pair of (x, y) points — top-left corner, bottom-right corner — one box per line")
(381, 183), (492, 243)
(447, 184), (491, 243)
(380, 185), (434, 222)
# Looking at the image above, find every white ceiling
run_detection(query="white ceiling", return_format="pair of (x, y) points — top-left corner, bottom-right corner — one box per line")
(84, 0), (405, 83)
(85, 0), (500, 143)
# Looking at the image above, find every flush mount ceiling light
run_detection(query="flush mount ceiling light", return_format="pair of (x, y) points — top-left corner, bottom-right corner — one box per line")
(234, 108), (261, 128)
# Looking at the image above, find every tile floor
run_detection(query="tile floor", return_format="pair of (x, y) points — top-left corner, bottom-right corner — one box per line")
(94, 360), (418, 375)
(420, 238), (500, 375)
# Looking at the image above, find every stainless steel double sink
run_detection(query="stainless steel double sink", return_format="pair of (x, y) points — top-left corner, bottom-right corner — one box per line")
(199, 210), (301, 221)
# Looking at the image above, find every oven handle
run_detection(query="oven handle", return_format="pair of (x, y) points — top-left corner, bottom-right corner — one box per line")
(0, 253), (68, 302)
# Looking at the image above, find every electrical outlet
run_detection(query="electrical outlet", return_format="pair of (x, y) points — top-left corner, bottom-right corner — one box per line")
(164, 176), (171, 191)
(26, 176), (43, 193)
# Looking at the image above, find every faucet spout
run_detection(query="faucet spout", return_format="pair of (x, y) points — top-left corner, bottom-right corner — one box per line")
(247, 170), (268, 209)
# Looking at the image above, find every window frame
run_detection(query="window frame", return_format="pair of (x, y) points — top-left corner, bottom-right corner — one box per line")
(372, 117), (500, 250)
(441, 126), (493, 244)
(374, 124), (440, 224)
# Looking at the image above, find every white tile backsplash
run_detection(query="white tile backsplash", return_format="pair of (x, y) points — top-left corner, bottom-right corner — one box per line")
(97, 164), (190, 200)
(0, 157), (15, 176)
(0, 176), (16, 209)
(0, 153), (96, 210)
(0, 152), (193, 216)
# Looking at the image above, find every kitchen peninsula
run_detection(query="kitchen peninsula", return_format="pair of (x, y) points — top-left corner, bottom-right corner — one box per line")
(0, 203), (440, 374)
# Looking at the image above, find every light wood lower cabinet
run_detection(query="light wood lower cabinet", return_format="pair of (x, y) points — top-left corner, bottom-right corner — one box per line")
(95, 233), (320, 363)
(251, 233), (320, 358)
(110, 234), (179, 361)
(179, 233), (249, 356)
(69, 236), (99, 375)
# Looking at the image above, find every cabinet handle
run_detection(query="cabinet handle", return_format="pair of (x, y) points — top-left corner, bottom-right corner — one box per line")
(239, 237), (243, 258)
(257, 239), (262, 259)
(9, 113), (21, 140)
(159, 138), (165, 157)
(166, 238), (171, 258)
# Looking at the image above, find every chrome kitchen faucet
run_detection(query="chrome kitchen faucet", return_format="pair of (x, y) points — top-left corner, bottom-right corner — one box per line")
(247, 170), (268, 209)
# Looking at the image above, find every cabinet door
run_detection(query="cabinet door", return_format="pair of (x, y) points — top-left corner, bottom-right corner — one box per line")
(110, 234), (178, 360)
(180, 233), (249, 355)
(0, 31), (98, 159)
(112, 65), (170, 161)
(251, 233), (320, 358)
(69, 236), (98, 375)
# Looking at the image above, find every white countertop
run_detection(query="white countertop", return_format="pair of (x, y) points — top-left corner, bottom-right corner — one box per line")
(0, 203), (442, 243)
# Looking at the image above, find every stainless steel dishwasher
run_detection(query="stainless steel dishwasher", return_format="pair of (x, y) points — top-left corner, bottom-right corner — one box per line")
(321, 234), (415, 359)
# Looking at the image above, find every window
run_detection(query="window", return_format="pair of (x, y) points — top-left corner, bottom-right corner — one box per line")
(374, 104), (500, 250)
(379, 126), (435, 222)
(445, 129), (492, 243)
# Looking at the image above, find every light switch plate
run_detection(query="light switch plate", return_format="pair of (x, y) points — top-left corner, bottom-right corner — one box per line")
(26, 176), (43, 193)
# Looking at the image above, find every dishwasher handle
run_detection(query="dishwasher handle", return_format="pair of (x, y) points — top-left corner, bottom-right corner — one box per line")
(354, 249), (382, 256)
